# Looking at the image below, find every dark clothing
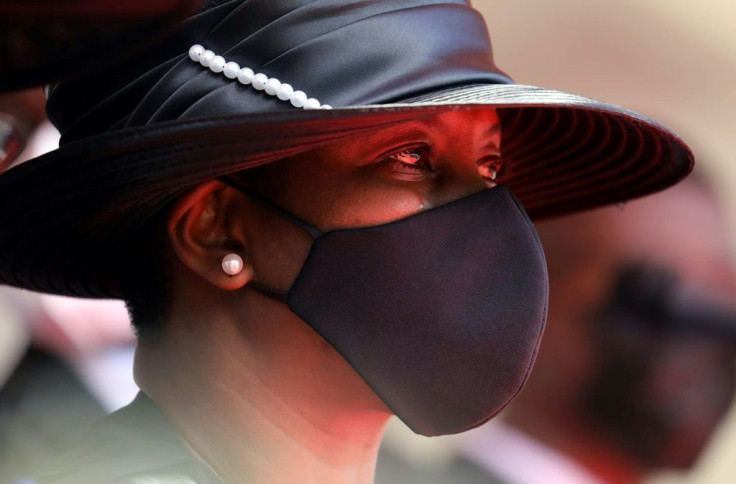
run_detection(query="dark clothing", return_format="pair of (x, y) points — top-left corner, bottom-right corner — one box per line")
(36, 393), (223, 484)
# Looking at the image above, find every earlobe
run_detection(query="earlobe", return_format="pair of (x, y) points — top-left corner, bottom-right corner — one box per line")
(167, 180), (254, 291)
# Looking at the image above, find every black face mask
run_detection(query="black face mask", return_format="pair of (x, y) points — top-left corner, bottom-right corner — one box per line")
(225, 181), (548, 436)
(583, 263), (736, 468)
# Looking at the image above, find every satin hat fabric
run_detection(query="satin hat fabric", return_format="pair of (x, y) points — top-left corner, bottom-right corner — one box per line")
(0, 0), (692, 297)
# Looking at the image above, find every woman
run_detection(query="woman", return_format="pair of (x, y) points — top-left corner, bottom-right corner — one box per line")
(0, 1), (692, 483)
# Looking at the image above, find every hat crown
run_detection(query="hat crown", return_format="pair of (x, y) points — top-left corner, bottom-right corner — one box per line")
(46, 0), (510, 145)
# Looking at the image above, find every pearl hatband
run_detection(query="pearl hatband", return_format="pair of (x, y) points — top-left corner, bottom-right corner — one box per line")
(188, 44), (332, 110)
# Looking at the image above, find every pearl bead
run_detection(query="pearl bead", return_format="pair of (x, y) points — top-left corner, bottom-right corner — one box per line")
(237, 67), (255, 85)
(223, 61), (240, 79)
(188, 44), (204, 61)
(199, 50), (215, 67)
(222, 253), (244, 276)
(187, 45), (330, 111)
(264, 78), (281, 96)
(276, 83), (293, 101)
(209, 55), (226, 73)
(290, 90), (308, 108)
(252, 73), (268, 91)
(304, 98), (321, 110)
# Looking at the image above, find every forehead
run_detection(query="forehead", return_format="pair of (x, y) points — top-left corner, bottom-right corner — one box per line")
(364, 108), (502, 138)
(311, 108), (501, 157)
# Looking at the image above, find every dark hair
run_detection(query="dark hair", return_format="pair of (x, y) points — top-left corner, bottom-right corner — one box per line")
(118, 162), (289, 342)
(119, 208), (173, 344)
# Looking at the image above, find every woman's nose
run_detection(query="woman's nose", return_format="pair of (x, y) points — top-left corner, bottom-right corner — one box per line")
(427, 157), (491, 208)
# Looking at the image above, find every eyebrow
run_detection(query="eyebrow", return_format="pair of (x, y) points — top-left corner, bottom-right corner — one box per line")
(348, 115), (503, 161)
(361, 122), (434, 150)
(369, 117), (501, 145)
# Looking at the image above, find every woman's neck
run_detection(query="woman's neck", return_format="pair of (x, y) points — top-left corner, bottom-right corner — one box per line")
(135, 291), (391, 484)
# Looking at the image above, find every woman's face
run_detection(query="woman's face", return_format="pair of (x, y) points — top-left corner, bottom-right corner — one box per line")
(162, 109), (507, 418)
(235, 108), (503, 291)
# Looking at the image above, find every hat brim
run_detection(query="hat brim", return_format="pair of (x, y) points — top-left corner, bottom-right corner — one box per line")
(0, 83), (692, 298)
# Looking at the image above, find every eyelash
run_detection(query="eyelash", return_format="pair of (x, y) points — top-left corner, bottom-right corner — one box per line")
(377, 144), (433, 174)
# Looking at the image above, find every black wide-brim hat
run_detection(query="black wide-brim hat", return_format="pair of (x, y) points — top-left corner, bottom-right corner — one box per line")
(0, 0), (693, 298)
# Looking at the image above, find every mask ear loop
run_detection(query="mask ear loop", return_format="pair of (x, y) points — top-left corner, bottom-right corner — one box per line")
(219, 176), (323, 239)
(218, 176), (323, 303)
(247, 283), (290, 303)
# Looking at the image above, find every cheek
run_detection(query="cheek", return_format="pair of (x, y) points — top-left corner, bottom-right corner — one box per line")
(323, 185), (426, 228)
(282, 170), (428, 230)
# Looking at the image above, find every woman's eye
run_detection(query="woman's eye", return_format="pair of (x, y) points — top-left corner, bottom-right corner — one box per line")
(380, 146), (434, 177)
(391, 149), (424, 166)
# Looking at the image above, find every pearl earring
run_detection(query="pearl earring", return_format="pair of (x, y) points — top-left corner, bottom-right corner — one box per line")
(221, 253), (244, 275)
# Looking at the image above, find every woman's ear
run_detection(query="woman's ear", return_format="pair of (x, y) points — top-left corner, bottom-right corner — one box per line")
(167, 180), (254, 290)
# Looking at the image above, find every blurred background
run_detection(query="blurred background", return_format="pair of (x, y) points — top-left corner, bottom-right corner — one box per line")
(1, 0), (735, 483)
(479, 2), (736, 483)
(480, 0), (736, 232)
